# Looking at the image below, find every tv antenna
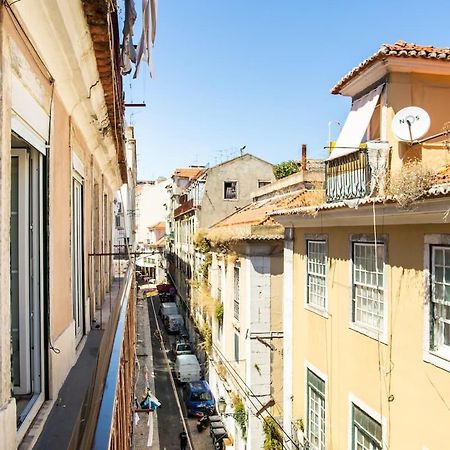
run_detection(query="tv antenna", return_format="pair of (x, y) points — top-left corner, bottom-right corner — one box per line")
(391, 106), (430, 143)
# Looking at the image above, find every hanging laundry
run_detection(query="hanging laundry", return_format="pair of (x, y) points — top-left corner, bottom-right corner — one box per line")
(134, 0), (157, 79)
(150, 0), (157, 45)
(120, 0), (137, 75)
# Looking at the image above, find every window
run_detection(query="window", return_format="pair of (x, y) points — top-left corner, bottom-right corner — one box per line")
(234, 332), (240, 362)
(234, 266), (240, 320)
(352, 404), (382, 450)
(72, 177), (85, 343)
(430, 246), (450, 354)
(306, 240), (327, 310)
(352, 242), (384, 332)
(224, 181), (237, 200)
(10, 146), (45, 426)
(307, 370), (326, 450)
(258, 180), (271, 188)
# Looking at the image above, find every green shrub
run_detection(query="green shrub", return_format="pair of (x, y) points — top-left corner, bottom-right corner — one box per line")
(262, 416), (283, 450)
(273, 160), (299, 179)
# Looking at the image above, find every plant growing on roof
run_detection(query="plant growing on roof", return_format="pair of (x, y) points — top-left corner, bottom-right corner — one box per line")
(262, 416), (283, 450)
(387, 160), (436, 209)
(273, 160), (299, 180)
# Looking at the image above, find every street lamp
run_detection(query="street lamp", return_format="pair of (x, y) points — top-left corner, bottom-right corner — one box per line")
(218, 396), (227, 414)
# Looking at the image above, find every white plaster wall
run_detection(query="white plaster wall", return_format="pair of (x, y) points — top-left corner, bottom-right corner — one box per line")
(245, 255), (271, 450)
(135, 179), (169, 245)
(283, 229), (294, 449)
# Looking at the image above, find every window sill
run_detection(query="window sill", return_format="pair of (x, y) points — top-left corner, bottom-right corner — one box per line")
(304, 304), (328, 319)
(349, 322), (387, 345)
(423, 350), (450, 373)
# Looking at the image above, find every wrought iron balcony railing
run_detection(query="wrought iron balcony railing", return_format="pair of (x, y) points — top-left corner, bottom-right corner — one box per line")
(325, 149), (371, 202)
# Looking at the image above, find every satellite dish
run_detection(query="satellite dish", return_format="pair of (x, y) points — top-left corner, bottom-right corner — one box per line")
(391, 106), (431, 142)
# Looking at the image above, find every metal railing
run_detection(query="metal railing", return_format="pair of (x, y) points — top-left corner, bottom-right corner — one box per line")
(70, 264), (136, 450)
(325, 149), (371, 202)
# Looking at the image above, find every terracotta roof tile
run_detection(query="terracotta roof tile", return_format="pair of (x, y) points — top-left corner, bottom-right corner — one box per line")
(332, 41), (450, 94)
(148, 221), (166, 230)
(207, 190), (324, 242)
(173, 167), (206, 179)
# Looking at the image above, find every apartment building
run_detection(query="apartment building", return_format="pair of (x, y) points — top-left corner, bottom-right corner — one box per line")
(0, 1), (136, 448)
(202, 166), (324, 450)
(168, 154), (274, 307)
(272, 41), (450, 449)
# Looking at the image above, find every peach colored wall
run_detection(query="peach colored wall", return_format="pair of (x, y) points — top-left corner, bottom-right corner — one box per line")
(49, 94), (72, 339)
(387, 72), (450, 173)
(291, 224), (450, 449)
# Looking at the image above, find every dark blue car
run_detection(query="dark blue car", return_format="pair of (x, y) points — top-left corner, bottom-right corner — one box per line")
(183, 380), (215, 417)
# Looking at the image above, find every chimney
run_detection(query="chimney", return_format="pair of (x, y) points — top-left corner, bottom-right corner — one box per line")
(301, 144), (307, 171)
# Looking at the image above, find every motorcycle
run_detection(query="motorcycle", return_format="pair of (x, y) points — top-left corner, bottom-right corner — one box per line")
(196, 413), (209, 432)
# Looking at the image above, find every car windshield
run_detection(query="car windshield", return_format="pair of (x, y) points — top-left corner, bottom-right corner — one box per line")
(191, 391), (212, 401)
(177, 344), (191, 352)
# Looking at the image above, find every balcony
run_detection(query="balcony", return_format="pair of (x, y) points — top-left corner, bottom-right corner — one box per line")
(326, 149), (370, 202)
(174, 198), (194, 218)
(325, 142), (390, 202)
(34, 266), (136, 450)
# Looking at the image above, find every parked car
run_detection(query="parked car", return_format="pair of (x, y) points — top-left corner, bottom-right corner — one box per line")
(172, 339), (193, 357)
(159, 292), (176, 303)
(174, 354), (202, 384)
(159, 302), (178, 321)
(183, 380), (215, 417)
(164, 313), (184, 334)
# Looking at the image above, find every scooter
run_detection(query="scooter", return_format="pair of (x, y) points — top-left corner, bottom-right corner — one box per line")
(196, 413), (209, 432)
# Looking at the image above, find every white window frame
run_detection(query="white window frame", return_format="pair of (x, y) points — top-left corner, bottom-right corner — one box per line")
(234, 265), (240, 321)
(348, 394), (386, 450)
(11, 146), (45, 433)
(423, 234), (450, 372)
(349, 235), (388, 342)
(72, 172), (85, 344)
(305, 236), (328, 317)
(304, 362), (327, 450)
(234, 331), (240, 362)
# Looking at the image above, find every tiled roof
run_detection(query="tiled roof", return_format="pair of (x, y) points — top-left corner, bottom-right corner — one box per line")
(82, 1), (126, 182)
(154, 236), (165, 247)
(148, 221), (165, 230)
(271, 185), (450, 217)
(207, 190), (324, 242)
(173, 167), (205, 179)
(332, 41), (450, 94)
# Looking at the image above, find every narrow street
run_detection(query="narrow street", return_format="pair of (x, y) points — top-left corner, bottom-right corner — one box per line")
(133, 283), (216, 450)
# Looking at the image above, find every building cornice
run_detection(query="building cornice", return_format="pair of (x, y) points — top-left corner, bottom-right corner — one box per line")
(273, 197), (450, 228)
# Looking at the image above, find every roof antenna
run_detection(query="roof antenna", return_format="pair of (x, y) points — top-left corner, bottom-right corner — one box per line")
(239, 145), (246, 156)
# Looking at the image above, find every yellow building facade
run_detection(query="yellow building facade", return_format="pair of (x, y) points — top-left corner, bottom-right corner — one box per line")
(273, 42), (450, 449)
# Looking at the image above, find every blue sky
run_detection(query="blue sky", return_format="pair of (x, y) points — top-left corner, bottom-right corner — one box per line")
(121, 0), (450, 180)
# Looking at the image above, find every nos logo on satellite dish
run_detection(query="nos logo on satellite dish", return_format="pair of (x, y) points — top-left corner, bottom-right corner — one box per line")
(392, 106), (431, 142)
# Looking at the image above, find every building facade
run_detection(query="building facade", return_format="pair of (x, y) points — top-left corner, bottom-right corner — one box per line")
(0, 1), (135, 448)
(272, 42), (450, 449)
(202, 166), (324, 450)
